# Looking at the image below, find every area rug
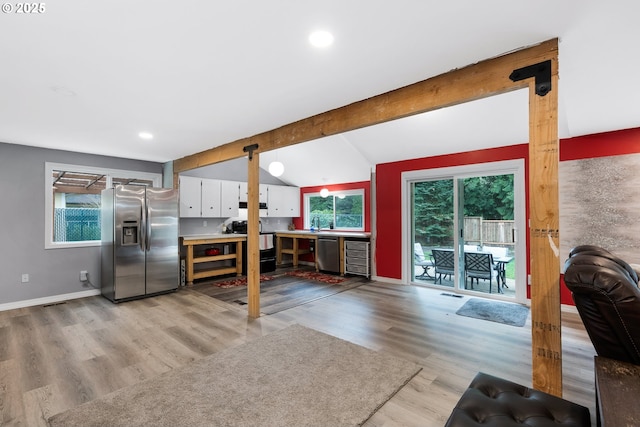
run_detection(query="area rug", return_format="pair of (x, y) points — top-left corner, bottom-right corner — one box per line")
(214, 274), (274, 288)
(47, 324), (421, 427)
(456, 298), (530, 327)
(286, 269), (346, 284)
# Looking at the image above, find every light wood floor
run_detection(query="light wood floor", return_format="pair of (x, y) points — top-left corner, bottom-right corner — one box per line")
(0, 280), (596, 426)
(191, 268), (368, 314)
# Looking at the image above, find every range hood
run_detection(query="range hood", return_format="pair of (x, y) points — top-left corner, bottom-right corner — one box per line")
(239, 201), (268, 209)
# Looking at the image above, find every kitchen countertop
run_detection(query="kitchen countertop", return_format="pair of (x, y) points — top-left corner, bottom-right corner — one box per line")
(181, 231), (371, 240)
(181, 233), (246, 241)
(276, 230), (371, 238)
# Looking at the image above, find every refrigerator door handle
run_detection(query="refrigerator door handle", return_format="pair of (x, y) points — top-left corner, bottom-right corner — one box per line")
(145, 202), (151, 251)
(139, 203), (146, 252)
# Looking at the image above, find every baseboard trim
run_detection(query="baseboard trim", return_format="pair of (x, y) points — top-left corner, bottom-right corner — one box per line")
(0, 289), (101, 312)
(372, 275), (403, 285)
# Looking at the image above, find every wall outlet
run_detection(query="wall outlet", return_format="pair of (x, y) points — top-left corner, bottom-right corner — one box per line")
(21, 273), (29, 283)
(80, 270), (88, 282)
(203, 220), (208, 227)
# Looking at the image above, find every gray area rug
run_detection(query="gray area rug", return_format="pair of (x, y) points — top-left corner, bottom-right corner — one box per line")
(456, 298), (530, 327)
(48, 324), (421, 427)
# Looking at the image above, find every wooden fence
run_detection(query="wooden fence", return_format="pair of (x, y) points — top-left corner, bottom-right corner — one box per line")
(464, 217), (515, 247)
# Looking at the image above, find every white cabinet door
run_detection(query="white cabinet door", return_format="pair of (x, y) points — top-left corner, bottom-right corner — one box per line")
(281, 185), (300, 217)
(220, 180), (240, 217)
(179, 175), (201, 217)
(201, 179), (222, 217)
(239, 182), (247, 203)
(239, 182), (268, 204)
(267, 185), (300, 217)
(267, 185), (284, 217)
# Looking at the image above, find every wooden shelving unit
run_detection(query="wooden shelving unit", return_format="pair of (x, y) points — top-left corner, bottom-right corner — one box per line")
(275, 232), (318, 271)
(181, 235), (245, 285)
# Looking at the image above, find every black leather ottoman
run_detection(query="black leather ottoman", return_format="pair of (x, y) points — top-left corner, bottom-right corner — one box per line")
(445, 372), (591, 427)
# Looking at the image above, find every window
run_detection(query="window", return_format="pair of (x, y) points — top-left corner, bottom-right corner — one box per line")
(304, 189), (364, 231)
(45, 163), (161, 249)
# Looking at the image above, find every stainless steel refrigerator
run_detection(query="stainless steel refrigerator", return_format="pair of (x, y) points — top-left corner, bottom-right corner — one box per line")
(101, 185), (179, 302)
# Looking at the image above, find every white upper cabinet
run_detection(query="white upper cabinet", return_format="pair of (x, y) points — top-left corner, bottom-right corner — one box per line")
(220, 180), (240, 217)
(179, 175), (202, 217)
(201, 179), (222, 217)
(267, 185), (300, 217)
(180, 178), (297, 218)
(179, 177), (240, 218)
(239, 182), (268, 204)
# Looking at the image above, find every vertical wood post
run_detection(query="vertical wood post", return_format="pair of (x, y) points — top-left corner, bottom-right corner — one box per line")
(529, 61), (561, 396)
(247, 152), (261, 318)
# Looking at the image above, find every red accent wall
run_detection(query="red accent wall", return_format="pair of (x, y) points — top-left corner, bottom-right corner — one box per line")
(291, 127), (640, 305)
(560, 127), (640, 161)
(375, 145), (530, 280)
(374, 127), (640, 305)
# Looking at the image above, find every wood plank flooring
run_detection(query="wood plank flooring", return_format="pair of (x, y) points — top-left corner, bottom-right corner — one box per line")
(192, 268), (368, 315)
(0, 280), (596, 426)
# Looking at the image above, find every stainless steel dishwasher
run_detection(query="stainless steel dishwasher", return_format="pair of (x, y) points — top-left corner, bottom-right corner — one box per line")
(317, 236), (340, 273)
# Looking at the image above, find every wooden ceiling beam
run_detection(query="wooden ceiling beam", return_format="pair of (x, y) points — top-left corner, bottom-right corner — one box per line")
(173, 38), (557, 174)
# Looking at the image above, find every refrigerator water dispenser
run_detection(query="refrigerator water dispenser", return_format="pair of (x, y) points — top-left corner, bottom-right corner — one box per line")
(122, 221), (139, 245)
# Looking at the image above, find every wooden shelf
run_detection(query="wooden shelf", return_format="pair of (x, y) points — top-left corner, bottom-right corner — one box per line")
(193, 266), (238, 280)
(276, 233), (318, 271)
(181, 236), (245, 285)
(280, 248), (311, 255)
(193, 253), (238, 264)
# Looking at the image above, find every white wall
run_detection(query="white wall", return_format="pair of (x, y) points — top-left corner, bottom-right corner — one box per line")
(0, 143), (162, 307)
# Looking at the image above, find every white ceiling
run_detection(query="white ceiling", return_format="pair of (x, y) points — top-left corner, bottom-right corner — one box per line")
(2, 1), (639, 187)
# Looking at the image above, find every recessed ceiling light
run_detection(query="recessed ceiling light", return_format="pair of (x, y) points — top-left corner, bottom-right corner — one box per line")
(309, 30), (334, 48)
(50, 85), (77, 97)
(138, 132), (154, 140)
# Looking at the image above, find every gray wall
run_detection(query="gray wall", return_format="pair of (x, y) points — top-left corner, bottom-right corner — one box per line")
(560, 153), (640, 266)
(0, 142), (163, 306)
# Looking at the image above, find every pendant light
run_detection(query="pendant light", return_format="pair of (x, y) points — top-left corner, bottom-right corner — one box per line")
(268, 152), (284, 177)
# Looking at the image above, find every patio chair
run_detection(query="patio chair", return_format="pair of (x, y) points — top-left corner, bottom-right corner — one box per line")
(464, 251), (497, 292)
(414, 243), (433, 280)
(431, 249), (455, 284)
(481, 246), (511, 290)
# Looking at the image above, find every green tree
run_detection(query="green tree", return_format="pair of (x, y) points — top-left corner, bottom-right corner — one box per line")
(463, 175), (513, 220)
(413, 180), (454, 246)
(413, 174), (514, 246)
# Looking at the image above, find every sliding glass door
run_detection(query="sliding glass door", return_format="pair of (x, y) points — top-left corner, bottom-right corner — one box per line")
(460, 174), (516, 297)
(406, 160), (525, 302)
(411, 179), (455, 287)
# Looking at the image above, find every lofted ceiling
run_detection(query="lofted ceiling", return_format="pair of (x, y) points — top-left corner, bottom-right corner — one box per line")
(2, 1), (639, 188)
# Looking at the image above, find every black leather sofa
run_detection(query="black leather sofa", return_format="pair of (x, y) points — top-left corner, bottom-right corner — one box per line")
(444, 372), (591, 427)
(446, 244), (640, 426)
(563, 244), (640, 365)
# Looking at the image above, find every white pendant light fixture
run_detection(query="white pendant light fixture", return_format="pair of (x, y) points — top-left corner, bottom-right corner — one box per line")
(268, 160), (284, 177)
(320, 188), (329, 198)
(268, 151), (284, 177)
